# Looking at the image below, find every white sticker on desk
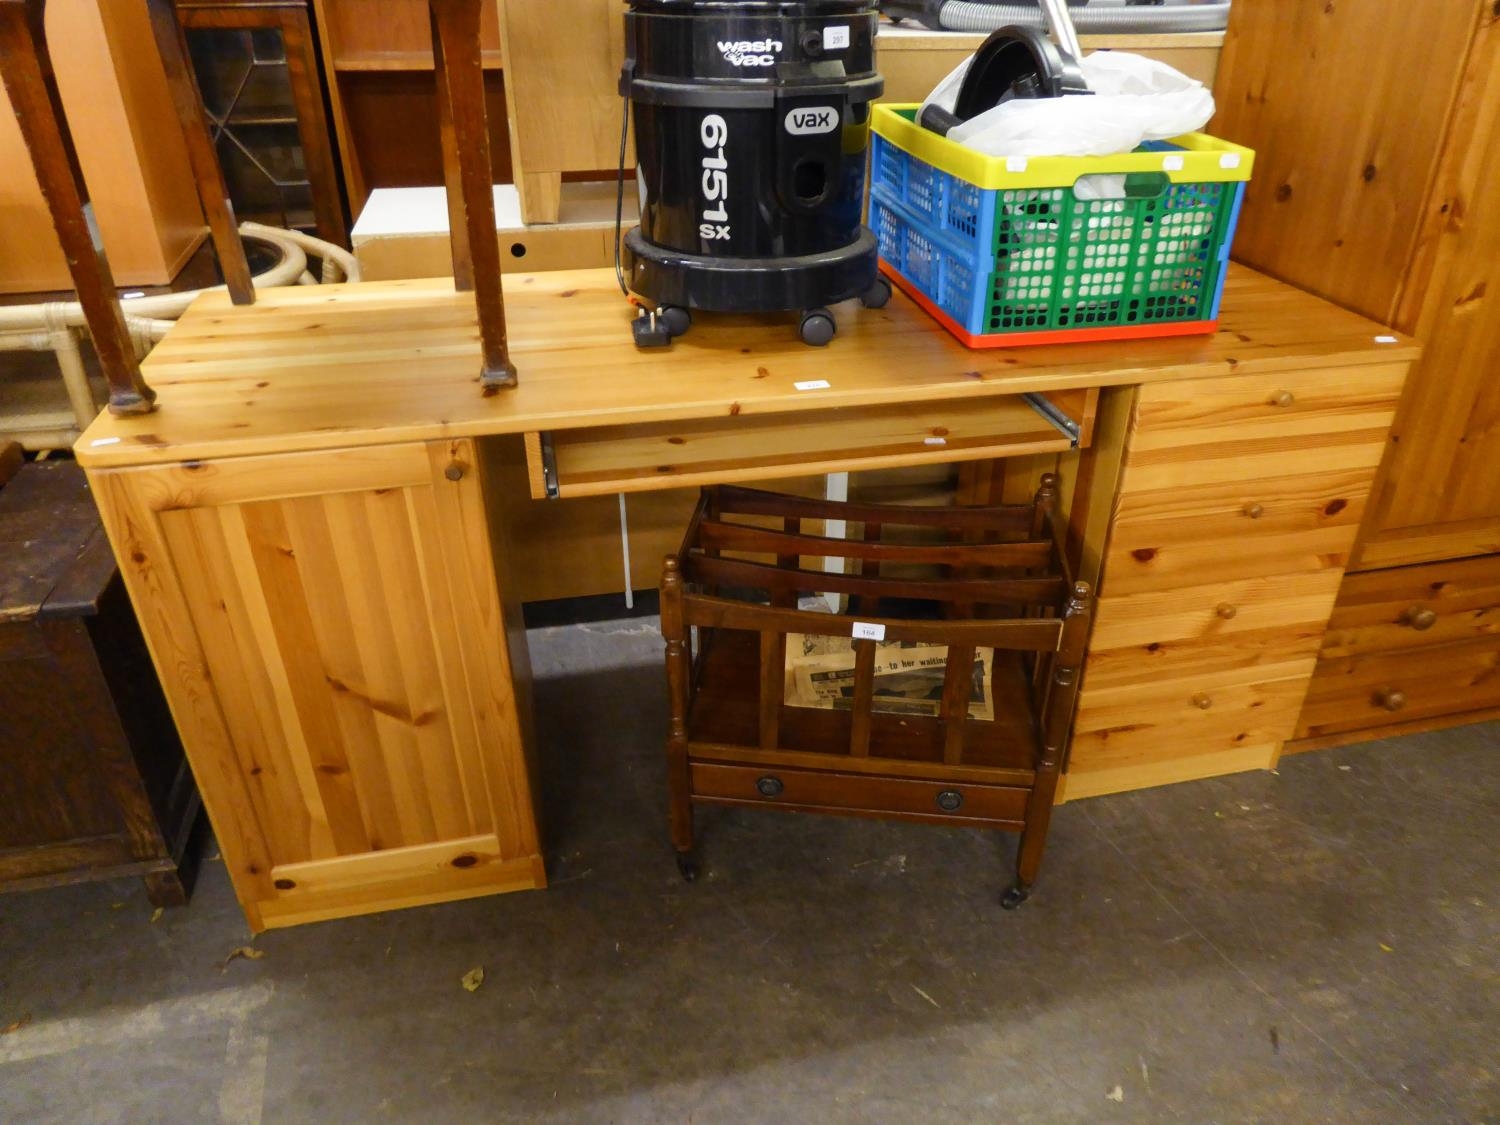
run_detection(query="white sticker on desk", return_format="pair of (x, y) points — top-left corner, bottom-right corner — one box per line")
(1375, 335), (1399, 344)
(824, 25), (850, 49)
(1162, 155), (1186, 172)
(795, 379), (831, 391)
(90, 437), (122, 446)
(852, 621), (886, 641)
(923, 436), (947, 446)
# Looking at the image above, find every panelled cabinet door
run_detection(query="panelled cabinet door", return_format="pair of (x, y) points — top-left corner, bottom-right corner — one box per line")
(90, 439), (543, 931)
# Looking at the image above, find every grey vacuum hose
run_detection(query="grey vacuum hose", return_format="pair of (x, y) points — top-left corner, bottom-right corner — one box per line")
(937, 2), (1231, 34)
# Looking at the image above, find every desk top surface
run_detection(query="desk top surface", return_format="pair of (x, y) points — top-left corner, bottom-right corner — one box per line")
(76, 265), (1417, 469)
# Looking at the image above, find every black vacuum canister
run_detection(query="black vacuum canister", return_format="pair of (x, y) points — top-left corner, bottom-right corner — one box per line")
(619, 0), (889, 346)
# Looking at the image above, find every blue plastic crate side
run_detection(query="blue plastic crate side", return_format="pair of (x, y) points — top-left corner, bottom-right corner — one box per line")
(873, 185), (990, 277)
(873, 189), (999, 335)
(870, 134), (908, 205)
(1208, 181), (1247, 320)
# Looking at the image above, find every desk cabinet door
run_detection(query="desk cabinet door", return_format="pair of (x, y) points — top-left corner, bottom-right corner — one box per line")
(90, 439), (544, 931)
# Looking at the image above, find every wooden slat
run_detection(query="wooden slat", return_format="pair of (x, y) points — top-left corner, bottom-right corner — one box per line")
(716, 483), (1037, 531)
(319, 490), (437, 846)
(696, 519), (1054, 569)
(73, 267), (1419, 471)
(940, 645), (975, 765)
(758, 630), (782, 751)
(158, 505), (311, 866)
(690, 742), (1035, 788)
(538, 396), (1077, 498)
(280, 495), (407, 852)
(684, 554), (1065, 607)
(848, 639), (876, 758)
(681, 593), (1063, 652)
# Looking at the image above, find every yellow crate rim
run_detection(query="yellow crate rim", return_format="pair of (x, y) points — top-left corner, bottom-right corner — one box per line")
(872, 103), (1255, 189)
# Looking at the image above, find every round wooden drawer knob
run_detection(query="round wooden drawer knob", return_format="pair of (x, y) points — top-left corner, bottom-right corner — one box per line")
(1216, 602), (1238, 620)
(1402, 606), (1438, 631)
(1374, 688), (1407, 712)
(1193, 693), (1214, 710)
(1272, 390), (1296, 407)
(756, 775), (784, 798)
(1243, 502), (1265, 519)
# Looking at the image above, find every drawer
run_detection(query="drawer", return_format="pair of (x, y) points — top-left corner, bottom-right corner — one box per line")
(1320, 556), (1500, 659)
(1131, 363), (1409, 438)
(1071, 672), (1312, 772)
(690, 760), (1030, 826)
(524, 393), (1089, 499)
(1087, 570), (1345, 656)
(1295, 635), (1500, 740)
(1103, 469), (1372, 594)
(1119, 364), (1406, 492)
(1082, 622), (1326, 694)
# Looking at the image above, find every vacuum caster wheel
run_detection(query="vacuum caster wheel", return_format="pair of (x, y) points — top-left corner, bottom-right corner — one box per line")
(675, 853), (699, 883)
(860, 277), (892, 310)
(799, 308), (836, 347)
(659, 305), (692, 338)
(632, 309), (673, 348)
(1000, 885), (1030, 910)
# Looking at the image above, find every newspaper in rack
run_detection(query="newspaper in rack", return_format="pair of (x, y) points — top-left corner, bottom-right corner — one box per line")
(784, 634), (994, 721)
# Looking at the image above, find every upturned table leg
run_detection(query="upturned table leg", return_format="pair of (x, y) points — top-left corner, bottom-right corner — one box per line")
(142, 0), (255, 306)
(430, 0), (517, 389)
(0, 0), (156, 415)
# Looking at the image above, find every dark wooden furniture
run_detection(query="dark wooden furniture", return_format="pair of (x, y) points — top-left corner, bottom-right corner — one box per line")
(175, 0), (350, 248)
(660, 480), (1092, 907)
(0, 445), (200, 906)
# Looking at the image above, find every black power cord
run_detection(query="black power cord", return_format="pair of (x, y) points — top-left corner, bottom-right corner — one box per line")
(614, 93), (631, 298)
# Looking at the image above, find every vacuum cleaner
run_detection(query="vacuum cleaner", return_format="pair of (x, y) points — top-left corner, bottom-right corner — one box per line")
(880, 0), (1232, 35)
(617, 1), (892, 348)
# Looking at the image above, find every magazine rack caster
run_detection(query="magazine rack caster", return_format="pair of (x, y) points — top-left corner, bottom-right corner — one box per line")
(1000, 884), (1031, 910)
(675, 851), (699, 883)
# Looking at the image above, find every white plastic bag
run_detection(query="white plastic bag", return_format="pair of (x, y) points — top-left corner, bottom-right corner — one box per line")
(918, 50), (1215, 159)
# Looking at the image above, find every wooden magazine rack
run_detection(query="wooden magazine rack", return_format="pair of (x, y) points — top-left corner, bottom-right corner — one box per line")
(661, 478), (1092, 908)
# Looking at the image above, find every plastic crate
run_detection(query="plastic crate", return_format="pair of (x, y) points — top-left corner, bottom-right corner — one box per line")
(869, 105), (1254, 348)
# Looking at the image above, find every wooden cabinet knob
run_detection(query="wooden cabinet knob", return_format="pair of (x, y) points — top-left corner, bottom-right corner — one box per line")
(1272, 390), (1296, 407)
(1401, 606), (1437, 631)
(1216, 602), (1238, 620)
(444, 462), (466, 482)
(1242, 502), (1265, 519)
(1374, 687), (1407, 712)
(1192, 693), (1214, 710)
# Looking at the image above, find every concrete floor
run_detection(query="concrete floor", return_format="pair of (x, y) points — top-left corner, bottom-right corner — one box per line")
(1, 617), (1497, 1124)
